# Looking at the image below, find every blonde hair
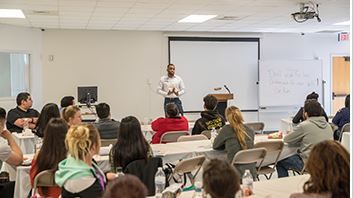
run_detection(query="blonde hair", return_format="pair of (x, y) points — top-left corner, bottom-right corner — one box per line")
(65, 124), (100, 160)
(62, 105), (80, 123)
(225, 106), (249, 149)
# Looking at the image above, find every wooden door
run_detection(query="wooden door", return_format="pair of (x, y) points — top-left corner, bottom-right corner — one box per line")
(332, 56), (350, 114)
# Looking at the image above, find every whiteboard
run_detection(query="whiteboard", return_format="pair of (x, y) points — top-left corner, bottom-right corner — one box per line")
(170, 39), (259, 111)
(259, 60), (322, 107)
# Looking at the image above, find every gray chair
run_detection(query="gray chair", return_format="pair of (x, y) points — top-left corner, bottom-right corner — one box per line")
(31, 170), (57, 196)
(254, 141), (284, 180)
(177, 134), (208, 142)
(169, 155), (206, 187)
(231, 148), (267, 180)
(339, 123), (350, 141)
(160, 131), (189, 144)
(245, 122), (265, 134)
(100, 139), (116, 147)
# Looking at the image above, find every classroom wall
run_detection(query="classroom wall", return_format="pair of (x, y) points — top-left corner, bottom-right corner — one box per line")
(0, 25), (349, 129)
(0, 24), (43, 112)
(0, 53), (11, 97)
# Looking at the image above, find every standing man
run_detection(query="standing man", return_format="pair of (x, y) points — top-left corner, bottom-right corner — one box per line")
(6, 92), (40, 133)
(157, 64), (185, 115)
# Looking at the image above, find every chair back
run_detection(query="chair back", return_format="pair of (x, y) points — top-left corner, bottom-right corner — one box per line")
(254, 141), (283, 167)
(341, 132), (350, 153)
(341, 123), (350, 133)
(32, 170), (57, 191)
(124, 157), (163, 196)
(201, 130), (211, 139)
(245, 122), (265, 134)
(100, 139), (116, 147)
(160, 131), (189, 143)
(232, 148), (267, 167)
(173, 155), (206, 175)
(177, 135), (208, 142)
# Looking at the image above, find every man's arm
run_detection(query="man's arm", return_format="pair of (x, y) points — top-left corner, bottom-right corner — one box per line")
(157, 78), (168, 96)
(283, 125), (305, 145)
(1, 130), (23, 166)
(176, 77), (185, 96)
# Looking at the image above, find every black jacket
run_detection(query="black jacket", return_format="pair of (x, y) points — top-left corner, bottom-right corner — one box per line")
(292, 107), (328, 124)
(192, 110), (225, 135)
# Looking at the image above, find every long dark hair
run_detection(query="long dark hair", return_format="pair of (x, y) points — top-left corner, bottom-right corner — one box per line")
(36, 118), (68, 174)
(35, 103), (60, 137)
(111, 116), (149, 169)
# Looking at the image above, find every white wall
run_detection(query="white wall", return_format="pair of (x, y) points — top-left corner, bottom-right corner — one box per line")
(0, 24), (42, 112)
(42, 30), (168, 121)
(41, 30), (349, 128)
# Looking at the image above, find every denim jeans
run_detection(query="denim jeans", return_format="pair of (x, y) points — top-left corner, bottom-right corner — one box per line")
(164, 98), (184, 116)
(276, 154), (304, 178)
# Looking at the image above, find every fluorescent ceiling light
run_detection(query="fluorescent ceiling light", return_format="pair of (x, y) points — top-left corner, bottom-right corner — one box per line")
(178, 15), (217, 23)
(333, 21), (350, 25)
(0, 9), (25, 18)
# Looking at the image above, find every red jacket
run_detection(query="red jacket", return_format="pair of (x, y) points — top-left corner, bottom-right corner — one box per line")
(151, 116), (189, 144)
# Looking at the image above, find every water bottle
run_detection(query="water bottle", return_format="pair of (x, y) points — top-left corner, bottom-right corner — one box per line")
(210, 127), (217, 144)
(193, 181), (203, 198)
(155, 167), (166, 197)
(115, 167), (124, 177)
(242, 169), (253, 197)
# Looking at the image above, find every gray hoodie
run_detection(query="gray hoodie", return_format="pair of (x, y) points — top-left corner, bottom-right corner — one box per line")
(284, 116), (333, 161)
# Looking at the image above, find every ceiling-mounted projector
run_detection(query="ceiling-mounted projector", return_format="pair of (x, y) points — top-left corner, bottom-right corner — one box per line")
(291, 1), (321, 23)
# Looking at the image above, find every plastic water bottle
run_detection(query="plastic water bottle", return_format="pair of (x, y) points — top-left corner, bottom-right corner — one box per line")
(242, 169), (253, 197)
(115, 167), (124, 177)
(193, 181), (203, 198)
(155, 167), (166, 197)
(210, 127), (217, 144)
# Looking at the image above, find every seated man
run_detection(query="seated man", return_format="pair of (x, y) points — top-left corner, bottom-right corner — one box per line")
(276, 99), (333, 178)
(151, 103), (188, 144)
(0, 107), (23, 166)
(203, 159), (242, 198)
(192, 94), (225, 135)
(332, 94), (350, 140)
(60, 96), (75, 109)
(93, 103), (120, 139)
(6, 92), (39, 133)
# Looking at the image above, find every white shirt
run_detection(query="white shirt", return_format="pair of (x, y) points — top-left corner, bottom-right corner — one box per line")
(157, 75), (185, 98)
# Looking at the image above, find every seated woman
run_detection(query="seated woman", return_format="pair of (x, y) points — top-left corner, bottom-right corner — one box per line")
(213, 106), (255, 176)
(332, 94), (350, 140)
(108, 116), (152, 180)
(62, 105), (82, 126)
(34, 103), (60, 137)
(55, 124), (106, 197)
(151, 103), (188, 144)
(292, 92), (328, 124)
(203, 158), (242, 198)
(30, 118), (68, 198)
(290, 140), (349, 198)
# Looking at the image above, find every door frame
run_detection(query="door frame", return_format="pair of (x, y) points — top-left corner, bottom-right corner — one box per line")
(330, 53), (350, 115)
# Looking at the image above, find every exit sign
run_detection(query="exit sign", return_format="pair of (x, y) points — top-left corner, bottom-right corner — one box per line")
(338, 32), (349, 41)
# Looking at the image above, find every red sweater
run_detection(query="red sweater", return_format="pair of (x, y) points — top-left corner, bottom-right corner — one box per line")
(30, 159), (62, 198)
(151, 116), (189, 144)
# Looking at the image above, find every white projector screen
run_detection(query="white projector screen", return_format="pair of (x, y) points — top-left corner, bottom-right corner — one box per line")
(169, 37), (259, 112)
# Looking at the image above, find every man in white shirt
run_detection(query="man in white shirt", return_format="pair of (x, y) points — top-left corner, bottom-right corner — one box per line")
(157, 64), (185, 115)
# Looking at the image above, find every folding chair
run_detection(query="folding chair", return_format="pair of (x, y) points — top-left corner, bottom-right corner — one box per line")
(32, 170), (57, 196)
(169, 155), (206, 187)
(254, 141), (284, 180)
(231, 148), (267, 180)
(245, 122), (265, 134)
(177, 135), (208, 142)
(201, 130), (211, 139)
(100, 139), (116, 147)
(160, 131), (189, 144)
(339, 123), (350, 141)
